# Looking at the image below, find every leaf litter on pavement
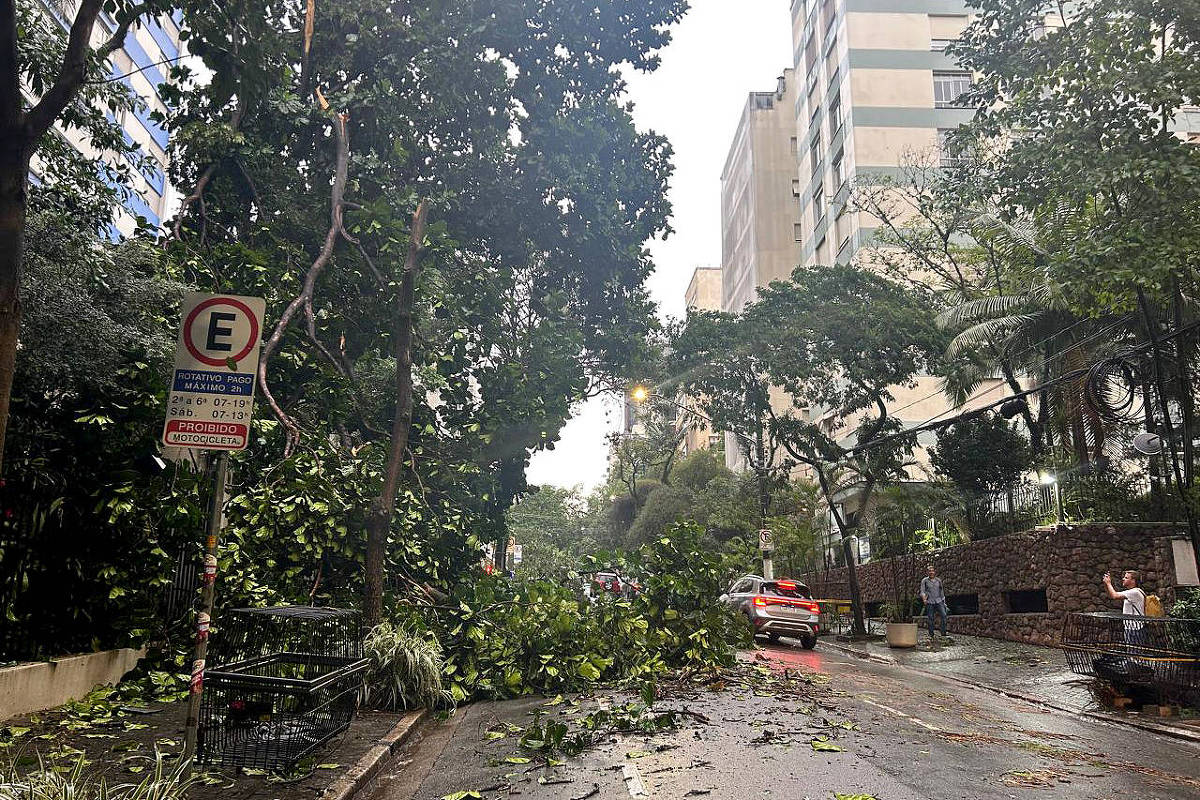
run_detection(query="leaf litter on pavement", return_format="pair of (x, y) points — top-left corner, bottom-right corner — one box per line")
(453, 655), (861, 799)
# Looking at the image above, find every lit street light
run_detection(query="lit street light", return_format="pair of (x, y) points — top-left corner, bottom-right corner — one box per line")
(1040, 469), (1065, 526)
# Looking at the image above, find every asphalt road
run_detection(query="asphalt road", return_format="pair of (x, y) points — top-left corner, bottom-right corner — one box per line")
(365, 643), (1200, 800)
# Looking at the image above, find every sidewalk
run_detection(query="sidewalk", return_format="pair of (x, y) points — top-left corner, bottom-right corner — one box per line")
(819, 629), (1200, 742)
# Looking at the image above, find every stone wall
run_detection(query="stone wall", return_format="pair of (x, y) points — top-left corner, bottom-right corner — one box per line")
(800, 524), (1191, 646)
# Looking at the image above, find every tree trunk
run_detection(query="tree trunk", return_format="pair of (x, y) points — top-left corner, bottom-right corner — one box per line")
(364, 200), (428, 627)
(815, 466), (867, 636)
(754, 423), (769, 529)
(0, 137), (30, 475)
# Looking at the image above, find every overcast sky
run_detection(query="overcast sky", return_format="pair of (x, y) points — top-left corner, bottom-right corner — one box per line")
(524, 0), (794, 493)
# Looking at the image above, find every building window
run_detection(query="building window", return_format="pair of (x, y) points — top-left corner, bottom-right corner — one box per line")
(809, 135), (821, 174)
(794, 222), (804, 242)
(820, 0), (836, 36)
(804, 34), (818, 74)
(934, 71), (973, 108)
(790, 135), (799, 155)
(812, 186), (825, 226)
(827, 90), (842, 138)
(930, 37), (955, 50)
(792, 178), (801, 197)
(938, 128), (966, 168)
(832, 149), (846, 189)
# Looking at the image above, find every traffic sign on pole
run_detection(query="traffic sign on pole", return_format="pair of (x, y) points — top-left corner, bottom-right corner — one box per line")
(162, 292), (266, 451)
(758, 528), (775, 552)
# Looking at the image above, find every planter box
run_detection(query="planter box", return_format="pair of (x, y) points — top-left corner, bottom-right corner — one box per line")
(0, 649), (145, 722)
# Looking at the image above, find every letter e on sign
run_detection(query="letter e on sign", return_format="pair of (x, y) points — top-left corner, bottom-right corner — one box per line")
(163, 292), (267, 452)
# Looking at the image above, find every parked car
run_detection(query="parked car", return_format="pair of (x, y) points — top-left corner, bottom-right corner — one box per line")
(586, 570), (625, 599)
(721, 574), (819, 649)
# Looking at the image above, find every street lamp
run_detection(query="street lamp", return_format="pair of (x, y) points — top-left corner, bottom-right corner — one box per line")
(1039, 470), (1064, 526)
(631, 385), (650, 404)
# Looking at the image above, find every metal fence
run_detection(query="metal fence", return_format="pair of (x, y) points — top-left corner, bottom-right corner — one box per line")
(967, 471), (1183, 537)
(1061, 612), (1200, 708)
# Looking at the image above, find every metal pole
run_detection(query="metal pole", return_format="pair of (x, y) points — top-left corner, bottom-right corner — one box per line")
(1054, 478), (1065, 526)
(762, 552), (774, 580)
(183, 452), (229, 762)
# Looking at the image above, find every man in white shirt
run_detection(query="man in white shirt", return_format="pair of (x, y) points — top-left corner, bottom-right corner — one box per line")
(1103, 570), (1146, 615)
(1103, 570), (1147, 647)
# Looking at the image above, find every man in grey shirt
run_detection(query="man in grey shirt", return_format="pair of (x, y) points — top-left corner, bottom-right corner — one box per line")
(920, 564), (949, 640)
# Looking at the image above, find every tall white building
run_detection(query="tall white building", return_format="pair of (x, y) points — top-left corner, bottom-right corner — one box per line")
(791, 0), (974, 266)
(720, 69), (803, 314)
(32, 1), (182, 237)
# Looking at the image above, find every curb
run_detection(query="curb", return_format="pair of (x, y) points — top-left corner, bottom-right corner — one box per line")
(321, 709), (427, 800)
(817, 639), (1200, 746)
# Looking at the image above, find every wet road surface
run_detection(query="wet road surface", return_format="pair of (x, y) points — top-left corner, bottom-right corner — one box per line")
(364, 642), (1200, 800)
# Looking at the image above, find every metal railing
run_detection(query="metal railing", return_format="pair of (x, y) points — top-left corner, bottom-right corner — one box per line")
(1061, 612), (1200, 708)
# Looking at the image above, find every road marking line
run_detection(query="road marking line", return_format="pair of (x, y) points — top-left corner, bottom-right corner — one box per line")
(860, 697), (942, 731)
(623, 763), (649, 797)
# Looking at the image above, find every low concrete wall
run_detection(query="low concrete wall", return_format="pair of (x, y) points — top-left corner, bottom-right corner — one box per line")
(802, 524), (1192, 646)
(0, 648), (145, 721)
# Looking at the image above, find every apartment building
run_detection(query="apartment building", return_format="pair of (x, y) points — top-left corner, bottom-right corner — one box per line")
(720, 69), (804, 314)
(32, 1), (181, 238)
(677, 268), (724, 459)
(792, 0), (974, 267)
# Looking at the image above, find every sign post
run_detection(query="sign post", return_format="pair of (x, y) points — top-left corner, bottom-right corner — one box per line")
(759, 529), (775, 581)
(168, 292), (266, 762)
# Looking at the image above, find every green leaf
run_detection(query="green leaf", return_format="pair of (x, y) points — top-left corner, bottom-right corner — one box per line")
(811, 737), (845, 752)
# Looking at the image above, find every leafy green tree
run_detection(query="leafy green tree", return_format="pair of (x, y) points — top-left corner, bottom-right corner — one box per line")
(930, 414), (1034, 497)
(0, 210), (199, 657)
(164, 0), (685, 620)
(953, 0), (1200, 560)
(505, 486), (596, 580)
(748, 265), (947, 635)
(0, 0), (174, 470)
(668, 311), (791, 532)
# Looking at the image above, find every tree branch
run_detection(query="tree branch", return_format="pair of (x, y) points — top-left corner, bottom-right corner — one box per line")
(27, 1), (157, 138)
(258, 111), (351, 453)
(1, 0), (21, 129)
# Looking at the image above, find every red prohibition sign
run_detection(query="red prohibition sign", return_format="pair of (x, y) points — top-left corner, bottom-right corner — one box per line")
(183, 297), (260, 368)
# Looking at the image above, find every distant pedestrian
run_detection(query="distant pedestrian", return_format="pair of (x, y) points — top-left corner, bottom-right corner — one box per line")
(920, 564), (950, 641)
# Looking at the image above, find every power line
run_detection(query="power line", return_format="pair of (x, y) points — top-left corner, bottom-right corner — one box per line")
(901, 317), (1130, 429)
(843, 318), (1200, 457)
(880, 312), (1102, 421)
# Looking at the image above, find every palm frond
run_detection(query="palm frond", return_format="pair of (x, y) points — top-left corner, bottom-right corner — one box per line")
(946, 314), (1045, 358)
(936, 295), (1031, 329)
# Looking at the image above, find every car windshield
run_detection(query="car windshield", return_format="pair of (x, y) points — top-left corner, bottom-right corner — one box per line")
(763, 581), (810, 599)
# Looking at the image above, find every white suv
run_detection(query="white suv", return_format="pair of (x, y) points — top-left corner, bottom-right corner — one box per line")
(721, 575), (819, 649)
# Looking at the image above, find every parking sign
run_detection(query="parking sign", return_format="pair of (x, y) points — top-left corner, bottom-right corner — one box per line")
(162, 292), (266, 451)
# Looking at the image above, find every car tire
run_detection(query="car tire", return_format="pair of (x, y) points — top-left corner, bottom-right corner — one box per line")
(800, 635), (817, 650)
(767, 632), (781, 642)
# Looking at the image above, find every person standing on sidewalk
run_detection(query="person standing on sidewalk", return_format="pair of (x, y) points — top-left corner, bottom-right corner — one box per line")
(1103, 570), (1147, 646)
(920, 565), (950, 641)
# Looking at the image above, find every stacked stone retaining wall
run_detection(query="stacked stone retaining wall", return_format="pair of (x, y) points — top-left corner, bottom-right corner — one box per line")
(800, 524), (1190, 646)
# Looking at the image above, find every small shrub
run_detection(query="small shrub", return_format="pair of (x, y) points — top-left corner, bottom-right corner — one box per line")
(0, 751), (194, 800)
(1172, 588), (1200, 621)
(363, 621), (454, 711)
